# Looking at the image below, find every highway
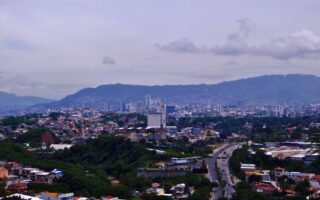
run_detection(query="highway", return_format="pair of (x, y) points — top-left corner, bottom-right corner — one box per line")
(206, 143), (240, 200)
(216, 144), (240, 199)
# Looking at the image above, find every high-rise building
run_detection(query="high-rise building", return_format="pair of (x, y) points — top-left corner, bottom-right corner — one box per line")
(147, 113), (162, 128)
(145, 95), (152, 108)
(147, 104), (166, 128)
(119, 102), (127, 113)
(160, 104), (166, 128)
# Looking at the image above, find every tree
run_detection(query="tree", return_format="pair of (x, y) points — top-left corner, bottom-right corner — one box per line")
(27, 183), (70, 193)
(229, 146), (249, 180)
(295, 179), (311, 196)
(49, 112), (61, 120)
(189, 188), (211, 200)
(248, 174), (262, 184)
(1, 197), (23, 200)
(15, 128), (55, 147)
(201, 160), (208, 173)
(277, 176), (294, 193)
(231, 182), (267, 200)
(0, 182), (7, 197)
(1, 116), (25, 127)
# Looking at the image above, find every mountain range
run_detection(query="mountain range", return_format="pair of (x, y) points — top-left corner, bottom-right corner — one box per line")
(0, 92), (53, 113)
(3, 74), (320, 113)
(35, 74), (320, 110)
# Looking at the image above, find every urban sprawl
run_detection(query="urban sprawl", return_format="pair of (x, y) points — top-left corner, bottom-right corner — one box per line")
(1, 96), (320, 200)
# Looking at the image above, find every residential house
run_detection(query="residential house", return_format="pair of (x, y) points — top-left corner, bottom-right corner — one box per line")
(252, 182), (279, 194)
(244, 170), (271, 182)
(170, 183), (189, 199)
(0, 167), (8, 180)
(273, 167), (315, 180)
(40, 192), (74, 200)
(4, 194), (41, 200)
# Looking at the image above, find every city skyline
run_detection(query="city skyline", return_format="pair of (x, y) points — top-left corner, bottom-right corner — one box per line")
(2, 2), (320, 199)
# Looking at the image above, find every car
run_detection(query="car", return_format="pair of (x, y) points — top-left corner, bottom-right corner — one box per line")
(212, 181), (220, 187)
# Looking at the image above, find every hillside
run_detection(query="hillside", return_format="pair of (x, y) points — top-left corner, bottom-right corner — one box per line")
(0, 92), (53, 113)
(33, 74), (320, 110)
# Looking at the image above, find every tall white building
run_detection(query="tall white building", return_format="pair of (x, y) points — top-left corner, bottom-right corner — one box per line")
(147, 105), (167, 128)
(160, 104), (166, 128)
(147, 113), (162, 128)
(144, 95), (152, 108)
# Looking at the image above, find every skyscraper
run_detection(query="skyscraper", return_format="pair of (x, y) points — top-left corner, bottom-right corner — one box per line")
(144, 95), (152, 108)
(160, 104), (166, 128)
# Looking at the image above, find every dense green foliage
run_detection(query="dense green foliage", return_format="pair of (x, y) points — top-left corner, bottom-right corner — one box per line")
(15, 128), (57, 147)
(231, 182), (267, 200)
(231, 182), (311, 200)
(162, 137), (215, 158)
(248, 174), (262, 184)
(1, 116), (26, 127)
(295, 180), (311, 197)
(0, 136), (159, 198)
(0, 182), (7, 197)
(53, 135), (160, 177)
(49, 112), (62, 120)
(228, 146), (250, 180)
(27, 183), (70, 193)
(0, 136), (213, 199)
(0, 141), (106, 196)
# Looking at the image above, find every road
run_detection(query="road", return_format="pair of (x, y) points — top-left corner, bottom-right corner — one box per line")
(216, 144), (240, 199)
(206, 143), (240, 200)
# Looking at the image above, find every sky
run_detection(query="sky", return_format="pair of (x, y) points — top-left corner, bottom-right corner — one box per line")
(1, 0), (320, 99)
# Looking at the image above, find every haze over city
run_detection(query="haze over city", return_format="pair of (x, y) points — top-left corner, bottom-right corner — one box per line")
(1, 0), (320, 99)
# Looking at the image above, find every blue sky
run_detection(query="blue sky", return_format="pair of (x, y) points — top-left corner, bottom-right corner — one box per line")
(1, 0), (320, 99)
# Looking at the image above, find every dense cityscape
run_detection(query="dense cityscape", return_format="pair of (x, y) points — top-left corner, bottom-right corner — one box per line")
(2, 97), (320, 200)
(2, 0), (320, 200)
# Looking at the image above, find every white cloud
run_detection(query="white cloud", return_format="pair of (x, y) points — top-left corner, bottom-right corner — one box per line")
(212, 29), (320, 59)
(155, 38), (206, 53)
(158, 19), (320, 60)
(212, 18), (255, 56)
(256, 29), (320, 59)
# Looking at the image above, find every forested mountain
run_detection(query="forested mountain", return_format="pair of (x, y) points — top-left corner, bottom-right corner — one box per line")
(40, 74), (320, 109)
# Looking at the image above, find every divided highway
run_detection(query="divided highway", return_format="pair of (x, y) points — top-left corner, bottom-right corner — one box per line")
(206, 143), (241, 200)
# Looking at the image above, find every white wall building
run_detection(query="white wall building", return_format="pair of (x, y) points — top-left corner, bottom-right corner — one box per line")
(147, 111), (166, 128)
(274, 167), (315, 179)
(147, 113), (162, 128)
(4, 194), (41, 200)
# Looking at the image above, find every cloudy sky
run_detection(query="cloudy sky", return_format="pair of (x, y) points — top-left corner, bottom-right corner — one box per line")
(1, 0), (320, 99)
